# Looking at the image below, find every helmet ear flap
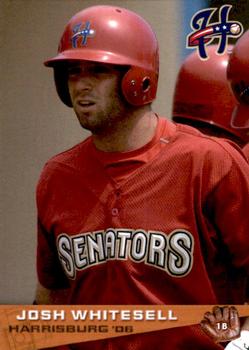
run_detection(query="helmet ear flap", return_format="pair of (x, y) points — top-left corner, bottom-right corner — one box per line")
(54, 66), (72, 107)
(121, 67), (158, 106)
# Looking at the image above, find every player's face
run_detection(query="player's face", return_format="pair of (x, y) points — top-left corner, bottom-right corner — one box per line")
(67, 61), (129, 134)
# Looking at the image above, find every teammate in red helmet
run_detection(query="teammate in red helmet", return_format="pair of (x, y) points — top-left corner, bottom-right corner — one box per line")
(36, 5), (249, 350)
(199, 29), (249, 350)
(172, 45), (249, 148)
(227, 30), (249, 161)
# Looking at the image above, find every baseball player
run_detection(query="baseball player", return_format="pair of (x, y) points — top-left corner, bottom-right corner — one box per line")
(36, 5), (249, 350)
(201, 32), (249, 349)
(226, 30), (249, 162)
(172, 45), (249, 148)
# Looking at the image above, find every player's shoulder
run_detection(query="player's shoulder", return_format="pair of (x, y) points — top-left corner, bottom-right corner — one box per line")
(37, 136), (93, 186)
(172, 120), (246, 162)
(45, 136), (92, 169)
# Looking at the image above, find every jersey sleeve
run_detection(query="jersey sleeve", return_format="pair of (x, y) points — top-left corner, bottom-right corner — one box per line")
(36, 218), (69, 289)
(204, 141), (249, 270)
(36, 163), (69, 290)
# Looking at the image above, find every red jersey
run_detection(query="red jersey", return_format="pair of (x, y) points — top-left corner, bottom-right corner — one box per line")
(37, 117), (249, 349)
(243, 143), (249, 161)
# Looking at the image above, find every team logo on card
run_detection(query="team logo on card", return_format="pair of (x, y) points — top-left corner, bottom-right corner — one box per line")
(187, 5), (243, 59)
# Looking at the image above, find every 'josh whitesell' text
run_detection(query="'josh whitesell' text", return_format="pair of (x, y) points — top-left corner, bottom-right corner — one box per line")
(15, 308), (179, 321)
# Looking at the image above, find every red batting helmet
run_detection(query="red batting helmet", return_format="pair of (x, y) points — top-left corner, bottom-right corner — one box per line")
(44, 5), (159, 107)
(172, 45), (248, 143)
(227, 30), (249, 143)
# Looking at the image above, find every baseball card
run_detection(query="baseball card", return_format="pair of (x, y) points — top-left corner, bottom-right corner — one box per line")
(1, 0), (249, 349)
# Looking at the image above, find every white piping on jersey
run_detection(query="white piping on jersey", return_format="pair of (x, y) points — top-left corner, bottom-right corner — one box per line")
(160, 138), (170, 144)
